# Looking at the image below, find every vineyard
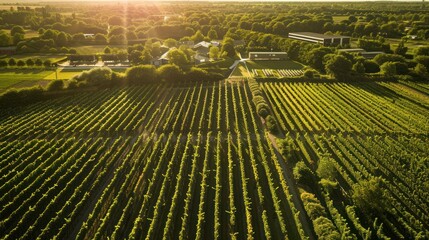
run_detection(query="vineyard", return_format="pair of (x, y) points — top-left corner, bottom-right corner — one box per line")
(0, 82), (306, 239)
(0, 80), (428, 239)
(251, 69), (304, 78)
(262, 81), (429, 239)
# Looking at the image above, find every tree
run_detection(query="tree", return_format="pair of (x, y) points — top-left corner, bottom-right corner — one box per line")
(293, 161), (314, 186)
(363, 60), (380, 73)
(0, 31), (11, 46)
(157, 64), (183, 82)
(207, 29), (218, 40)
(125, 65), (157, 84)
(167, 49), (189, 67)
(325, 54), (352, 80)
(209, 46), (220, 59)
(394, 41), (408, 56)
(221, 37), (236, 58)
(46, 79), (64, 91)
(25, 59), (34, 67)
(56, 32), (68, 46)
(141, 49), (153, 64)
(380, 61), (397, 76)
(414, 63), (428, 78)
(10, 25), (25, 36)
(415, 46), (429, 56)
(373, 53), (406, 66)
(317, 157), (336, 180)
(306, 47), (334, 72)
(12, 33), (24, 45)
(95, 34), (107, 44)
(191, 30), (205, 43)
(43, 59), (52, 68)
(17, 60), (25, 67)
(104, 46), (111, 54)
(8, 58), (16, 67)
(352, 61), (365, 74)
(352, 177), (385, 214)
(108, 16), (124, 26)
(35, 58), (43, 67)
(186, 67), (209, 81)
(0, 60), (7, 67)
(163, 38), (178, 48)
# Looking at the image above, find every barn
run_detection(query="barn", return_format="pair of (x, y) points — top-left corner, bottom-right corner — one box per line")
(288, 32), (350, 47)
(248, 52), (288, 60)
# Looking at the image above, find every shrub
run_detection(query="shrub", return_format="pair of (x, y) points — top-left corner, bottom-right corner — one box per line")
(257, 103), (270, 118)
(0, 86), (44, 107)
(293, 161), (314, 186)
(363, 60), (380, 73)
(157, 64), (183, 82)
(73, 67), (114, 87)
(8, 58), (16, 67)
(265, 115), (278, 133)
(26, 59), (34, 67)
(17, 60), (25, 67)
(125, 65), (157, 84)
(380, 61), (397, 76)
(186, 67), (209, 81)
(43, 59), (52, 68)
(0, 59), (7, 67)
(35, 58), (43, 67)
(46, 79), (64, 91)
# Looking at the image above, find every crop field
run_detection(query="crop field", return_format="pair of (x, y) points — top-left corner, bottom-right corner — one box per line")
(262, 81), (429, 239)
(0, 70), (54, 90)
(0, 80), (428, 239)
(0, 82), (306, 240)
(245, 60), (304, 78)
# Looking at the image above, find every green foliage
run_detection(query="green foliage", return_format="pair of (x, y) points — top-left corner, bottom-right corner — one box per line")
(265, 115), (278, 133)
(0, 86), (44, 107)
(73, 67), (114, 87)
(380, 61), (397, 76)
(12, 26), (26, 35)
(186, 67), (208, 81)
(352, 61), (366, 74)
(415, 46), (429, 56)
(373, 53), (406, 66)
(363, 60), (380, 73)
(167, 49), (189, 67)
(157, 64), (183, 82)
(293, 161), (314, 185)
(46, 79), (64, 91)
(8, 58), (16, 67)
(325, 54), (352, 80)
(317, 157), (337, 180)
(277, 138), (296, 160)
(352, 177), (386, 214)
(125, 65), (157, 84)
(313, 217), (341, 240)
(209, 46), (220, 59)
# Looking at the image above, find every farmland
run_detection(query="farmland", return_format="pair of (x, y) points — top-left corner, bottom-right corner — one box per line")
(0, 79), (428, 239)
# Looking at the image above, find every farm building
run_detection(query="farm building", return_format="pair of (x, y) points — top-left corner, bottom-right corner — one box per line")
(288, 32), (350, 46)
(151, 47), (176, 66)
(248, 52), (288, 60)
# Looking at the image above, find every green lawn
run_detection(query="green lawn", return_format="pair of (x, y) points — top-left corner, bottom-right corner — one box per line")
(44, 69), (83, 80)
(0, 69), (54, 89)
(74, 45), (128, 55)
(246, 60), (304, 70)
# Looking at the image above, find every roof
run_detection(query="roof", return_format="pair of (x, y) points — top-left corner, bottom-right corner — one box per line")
(289, 32), (350, 39)
(193, 41), (211, 49)
(338, 48), (365, 52)
(249, 52), (287, 54)
(159, 47), (176, 60)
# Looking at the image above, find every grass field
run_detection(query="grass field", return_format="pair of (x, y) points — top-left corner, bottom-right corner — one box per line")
(74, 45), (128, 55)
(246, 60), (304, 70)
(43, 69), (83, 80)
(0, 69), (54, 90)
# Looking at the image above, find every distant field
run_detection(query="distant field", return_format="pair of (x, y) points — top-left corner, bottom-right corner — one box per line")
(0, 69), (53, 90)
(1, 55), (67, 63)
(246, 60), (304, 70)
(74, 45), (128, 55)
(244, 60), (305, 78)
(24, 30), (39, 39)
(43, 69), (83, 80)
